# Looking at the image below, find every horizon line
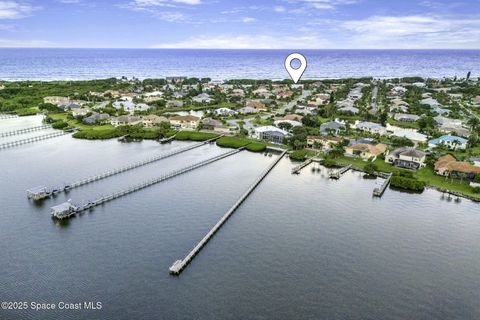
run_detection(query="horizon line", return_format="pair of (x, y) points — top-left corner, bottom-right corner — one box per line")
(1, 47), (480, 50)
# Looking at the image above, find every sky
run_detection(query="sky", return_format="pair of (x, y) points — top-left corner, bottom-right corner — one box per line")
(0, 0), (479, 49)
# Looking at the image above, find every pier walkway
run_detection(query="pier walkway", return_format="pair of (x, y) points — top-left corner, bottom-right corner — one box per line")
(0, 125), (51, 138)
(291, 158), (313, 174)
(373, 173), (393, 197)
(51, 148), (244, 219)
(0, 114), (18, 120)
(329, 164), (352, 179)
(169, 150), (287, 275)
(0, 131), (69, 150)
(27, 138), (218, 200)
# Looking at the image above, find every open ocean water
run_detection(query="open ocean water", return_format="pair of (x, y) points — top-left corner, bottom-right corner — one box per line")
(0, 49), (479, 81)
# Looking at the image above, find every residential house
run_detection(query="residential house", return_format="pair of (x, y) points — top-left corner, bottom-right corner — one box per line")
(192, 93), (213, 103)
(354, 121), (387, 135)
(394, 113), (420, 122)
(246, 100), (267, 111)
(110, 115), (142, 127)
(215, 107), (236, 117)
(252, 126), (289, 144)
(274, 119), (302, 127)
(238, 106), (259, 114)
(201, 118), (230, 133)
(230, 88), (245, 97)
(142, 115), (169, 128)
(307, 135), (342, 150)
(43, 96), (70, 106)
(385, 147), (426, 170)
(170, 115), (200, 130)
(166, 100), (184, 108)
(435, 154), (480, 178)
(428, 135), (468, 150)
(320, 121), (345, 135)
(345, 143), (387, 160)
(82, 113), (110, 125)
(71, 108), (90, 117)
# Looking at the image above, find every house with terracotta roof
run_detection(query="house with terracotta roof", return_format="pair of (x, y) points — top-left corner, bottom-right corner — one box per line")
(434, 154), (480, 179)
(345, 143), (387, 161)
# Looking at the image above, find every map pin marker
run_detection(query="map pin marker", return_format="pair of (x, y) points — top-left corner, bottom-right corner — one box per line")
(285, 53), (307, 84)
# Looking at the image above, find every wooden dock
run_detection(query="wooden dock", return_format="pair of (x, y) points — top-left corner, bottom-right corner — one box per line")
(0, 125), (51, 138)
(28, 138), (218, 200)
(291, 158), (313, 174)
(50, 148), (244, 219)
(329, 164), (352, 179)
(373, 173), (393, 197)
(169, 150), (287, 275)
(0, 131), (69, 150)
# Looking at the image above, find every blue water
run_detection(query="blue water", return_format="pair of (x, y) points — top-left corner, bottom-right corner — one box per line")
(0, 49), (479, 81)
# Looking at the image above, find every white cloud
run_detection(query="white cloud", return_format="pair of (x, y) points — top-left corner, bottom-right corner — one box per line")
(287, 0), (359, 10)
(0, 1), (37, 19)
(241, 17), (255, 23)
(151, 34), (331, 49)
(0, 38), (54, 47)
(128, 0), (201, 7)
(274, 6), (286, 12)
(342, 15), (480, 48)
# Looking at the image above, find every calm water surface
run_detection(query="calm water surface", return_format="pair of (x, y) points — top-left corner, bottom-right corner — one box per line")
(1, 116), (480, 320)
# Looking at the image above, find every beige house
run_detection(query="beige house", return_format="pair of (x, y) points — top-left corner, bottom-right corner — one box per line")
(246, 100), (267, 111)
(385, 147), (426, 170)
(142, 115), (169, 128)
(44, 96), (70, 106)
(170, 115), (200, 130)
(345, 143), (387, 160)
(307, 136), (342, 150)
(110, 115), (142, 127)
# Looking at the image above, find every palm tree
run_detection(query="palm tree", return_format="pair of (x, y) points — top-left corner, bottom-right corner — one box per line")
(467, 117), (480, 131)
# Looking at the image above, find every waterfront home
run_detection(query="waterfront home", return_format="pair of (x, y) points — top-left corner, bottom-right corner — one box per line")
(320, 121), (345, 136)
(192, 93), (213, 104)
(83, 113), (110, 125)
(170, 115), (200, 130)
(246, 100), (267, 111)
(354, 121), (387, 135)
(385, 147), (426, 170)
(435, 155), (480, 178)
(307, 135), (342, 150)
(345, 143), (387, 161)
(201, 118), (230, 133)
(215, 107), (236, 117)
(252, 126), (289, 144)
(110, 115), (142, 127)
(394, 113), (420, 123)
(142, 115), (169, 128)
(428, 135), (468, 150)
(166, 100), (184, 108)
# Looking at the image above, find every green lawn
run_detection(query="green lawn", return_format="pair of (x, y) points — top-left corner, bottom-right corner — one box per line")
(49, 113), (114, 131)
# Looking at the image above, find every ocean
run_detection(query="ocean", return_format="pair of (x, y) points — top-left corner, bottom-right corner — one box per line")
(0, 49), (479, 81)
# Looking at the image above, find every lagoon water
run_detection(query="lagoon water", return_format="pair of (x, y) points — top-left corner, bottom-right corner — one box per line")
(1, 116), (480, 319)
(0, 49), (479, 81)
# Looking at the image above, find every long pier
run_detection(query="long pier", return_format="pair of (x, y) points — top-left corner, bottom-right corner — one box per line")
(27, 138), (219, 200)
(0, 125), (51, 138)
(169, 150), (287, 275)
(373, 173), (393, 197)
(0, 131), (69, 150)
(329, 164), (352, 179)
(51, 148), (244, 219)
(0, 114), (18, 120)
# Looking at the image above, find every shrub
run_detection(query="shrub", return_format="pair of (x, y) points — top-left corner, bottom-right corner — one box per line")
(175, 131), (218, 141)
(321, 158), (337, 168)
(390, 176), (426, 192)
(51, 120), (69, 129)
(289, 150), (308, 161)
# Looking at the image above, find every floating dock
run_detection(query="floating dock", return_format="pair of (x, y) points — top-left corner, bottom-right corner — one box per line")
(373, 173), (393, 197)
(329, 164), (352, 179)
(0, 125), (51, 138)
(51, 148), (244, 219)
(169, 150), (287, 275)
(0, 131), (69, 150)
(27, 138), (218, 200)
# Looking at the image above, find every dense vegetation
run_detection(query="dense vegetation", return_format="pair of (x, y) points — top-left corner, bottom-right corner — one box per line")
(289, 149), (308, 161)
(216, 136), (266, 152)
(175, 131), (219, 141)
(390, 176), (426, 192)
